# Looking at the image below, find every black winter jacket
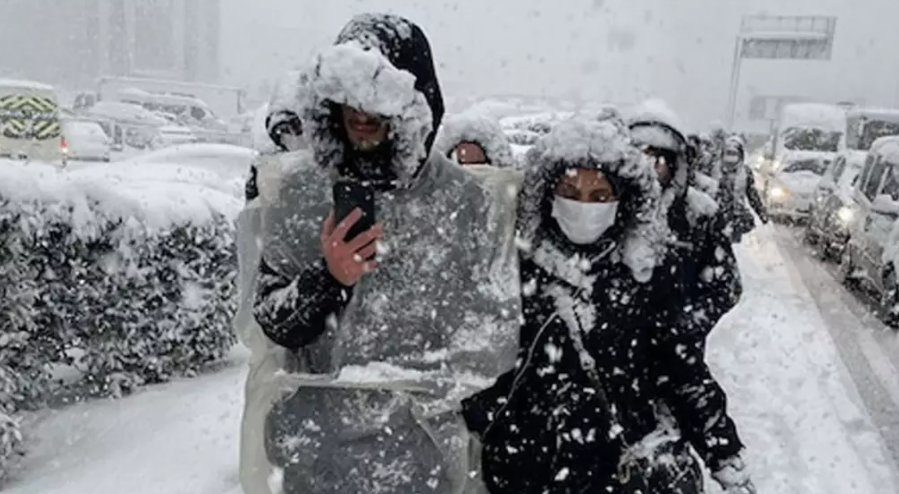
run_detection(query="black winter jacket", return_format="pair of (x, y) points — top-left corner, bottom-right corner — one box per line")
(464, 251), (744, 493)
(666, 195), (742, 337)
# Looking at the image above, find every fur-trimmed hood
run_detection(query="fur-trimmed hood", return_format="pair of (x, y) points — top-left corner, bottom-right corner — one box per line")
(434, 112), (516, 169)
(298, 14), (445, 188)
(516, 117), (668, 283)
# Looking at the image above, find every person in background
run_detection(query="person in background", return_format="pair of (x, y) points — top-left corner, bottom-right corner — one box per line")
(236, 73), (309, 494)
(719, 136), (769, 243)
(253, 14), (519, 494)
(630, 108), (753, 494)
(464, 117), (751, 493)
(435, 112), (517, 169)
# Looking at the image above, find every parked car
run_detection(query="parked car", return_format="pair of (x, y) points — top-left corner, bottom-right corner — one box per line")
(85, 101), (168, 150)
(155, 125), (198, 147)
(61, 119), (111, 162)
(765, 152), (831, 222)
(841, 136), (899, 326)
(806, 152), (866, 258)
(0, 78), (65, 163)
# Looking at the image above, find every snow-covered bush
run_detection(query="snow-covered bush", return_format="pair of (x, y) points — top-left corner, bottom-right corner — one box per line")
(0, 161), (240, 400)
(0, 366), (22, 481)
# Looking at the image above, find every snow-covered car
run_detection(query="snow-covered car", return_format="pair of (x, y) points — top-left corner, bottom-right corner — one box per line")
(841, 136), (899, 325)
(85, 101), (169, 150)
(805, 151), (866, 258)
(127, 143), (256, 179)
(765, 152), (831, 222)
(155, 125), (198, 147)
(61, 119), (111, 162)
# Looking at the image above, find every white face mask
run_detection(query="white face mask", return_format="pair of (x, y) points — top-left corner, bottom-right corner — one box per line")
(552, 196), (619, 245)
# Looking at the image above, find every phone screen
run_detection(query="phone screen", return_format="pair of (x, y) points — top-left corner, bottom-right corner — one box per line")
(332, 180), (375, 242)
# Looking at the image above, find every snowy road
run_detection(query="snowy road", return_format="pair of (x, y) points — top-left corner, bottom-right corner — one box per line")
(5, 227), (899, 494)
(769, 224), (899, 475)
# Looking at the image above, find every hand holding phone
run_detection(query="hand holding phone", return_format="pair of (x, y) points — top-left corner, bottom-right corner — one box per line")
(332, 180), (375, 242)
(322, 181), (381, 286)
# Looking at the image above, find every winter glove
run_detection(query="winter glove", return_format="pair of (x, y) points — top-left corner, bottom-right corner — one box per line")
(712, 455), (756, 494)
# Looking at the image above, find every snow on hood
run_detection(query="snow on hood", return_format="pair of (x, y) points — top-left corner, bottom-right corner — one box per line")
(298, 14), (444, 188)
(517, 117), (668, 283)
(626, 98), (689, 135)
(628, 100), (700, 228)
(434, 112), (516, 168)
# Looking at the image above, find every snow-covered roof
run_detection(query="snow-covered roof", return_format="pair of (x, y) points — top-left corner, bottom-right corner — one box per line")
(871, 136), (899, 166)
(0, 78), (55, 92)
(847, 108), (899, 123)
(88, 101), (168, 126)
(780, 103), (846, 132)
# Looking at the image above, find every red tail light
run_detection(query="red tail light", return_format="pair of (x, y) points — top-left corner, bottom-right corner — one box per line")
(61, 136), (69, 155)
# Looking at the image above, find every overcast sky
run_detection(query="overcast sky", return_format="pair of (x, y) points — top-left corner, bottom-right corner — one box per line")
(220, 0), (899, 131)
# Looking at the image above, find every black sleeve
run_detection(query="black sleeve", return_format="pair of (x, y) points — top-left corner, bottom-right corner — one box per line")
(689, 221), (743, 334)
(744, 170), (768, 222)
(652, 327), (744, 470)
(253, 257), (350, 350)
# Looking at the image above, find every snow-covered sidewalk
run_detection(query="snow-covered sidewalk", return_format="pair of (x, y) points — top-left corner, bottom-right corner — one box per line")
(4, 226), (896, 494)
(710, 226), (898, 493)
(4, 352), (248, 494)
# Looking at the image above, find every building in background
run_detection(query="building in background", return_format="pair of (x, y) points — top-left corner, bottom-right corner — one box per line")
(0, 0), (220, 92)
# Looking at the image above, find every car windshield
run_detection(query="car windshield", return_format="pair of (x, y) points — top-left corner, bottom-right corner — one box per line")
(782, 158), (828, 175)
(782, 127), (842, 152)
(859, 120), (899, 150)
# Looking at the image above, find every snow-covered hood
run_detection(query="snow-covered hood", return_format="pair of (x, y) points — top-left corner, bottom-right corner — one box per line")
(774, 171), (822, 196)
(298, 14), (444, 189)
(517, 117), (668, 283)
(778, 150), (834, 164)
(434, 112), (516, 168)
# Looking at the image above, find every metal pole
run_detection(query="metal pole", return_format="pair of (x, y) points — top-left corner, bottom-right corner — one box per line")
(725, 36), (744, 131)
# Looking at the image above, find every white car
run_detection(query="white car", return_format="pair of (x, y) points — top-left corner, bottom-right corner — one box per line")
(766, 152), (831, 221)
(155, 125), (198, 147)
(62, 119), (111, 162)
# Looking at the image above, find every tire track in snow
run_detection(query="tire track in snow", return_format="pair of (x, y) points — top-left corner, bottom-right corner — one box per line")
(770, 225), (899, 486)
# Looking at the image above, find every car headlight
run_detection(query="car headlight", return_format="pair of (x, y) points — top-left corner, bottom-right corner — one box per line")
(769, 186), (788, 200)
(837, 206), (853, 223)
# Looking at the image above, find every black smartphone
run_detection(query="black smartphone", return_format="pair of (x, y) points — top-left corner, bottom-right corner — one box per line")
(332, 180), (376, 242)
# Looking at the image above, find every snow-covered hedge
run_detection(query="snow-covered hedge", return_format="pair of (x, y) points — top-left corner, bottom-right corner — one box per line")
(0, 161), (241, 433)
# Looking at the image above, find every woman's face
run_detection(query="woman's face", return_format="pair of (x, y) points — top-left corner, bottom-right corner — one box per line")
(453, 142), (488, 165)
(555, 168), (617, 203)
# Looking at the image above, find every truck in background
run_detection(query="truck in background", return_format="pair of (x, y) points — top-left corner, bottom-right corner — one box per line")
(0, 79), (65, 163)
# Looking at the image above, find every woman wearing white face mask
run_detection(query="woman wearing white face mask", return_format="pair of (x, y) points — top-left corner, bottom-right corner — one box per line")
(463, 118), (743, 493)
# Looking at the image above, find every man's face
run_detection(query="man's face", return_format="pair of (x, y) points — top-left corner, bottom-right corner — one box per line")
(642, 147), (676, 187)
(341, 105), (389, 151)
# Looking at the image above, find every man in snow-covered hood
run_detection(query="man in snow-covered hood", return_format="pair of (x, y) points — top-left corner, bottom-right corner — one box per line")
(630, 112), (754, 494)
(253, 14), (520, 494)
(719, 136), (768, 243)
(435, 113), (517, 169)
(629, 106), (742, 338)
